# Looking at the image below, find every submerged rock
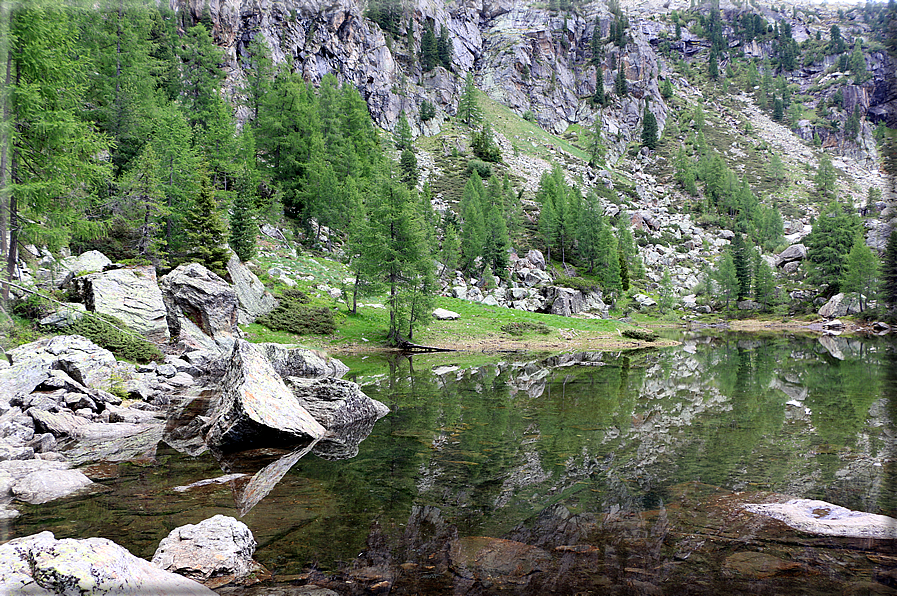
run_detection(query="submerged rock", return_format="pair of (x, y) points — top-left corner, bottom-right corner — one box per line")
(152, 515), (264, 587)
(0, 531), (215, 595)
(742, 498), (897, 539)
(0, 459), (94, 504)
(205, 340), (326, 453)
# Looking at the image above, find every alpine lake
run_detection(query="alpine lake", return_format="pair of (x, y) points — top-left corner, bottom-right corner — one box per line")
(5, 331), (897, 595)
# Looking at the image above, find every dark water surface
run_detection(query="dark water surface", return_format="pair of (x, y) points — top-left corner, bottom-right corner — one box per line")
(7, 332), (897, 594)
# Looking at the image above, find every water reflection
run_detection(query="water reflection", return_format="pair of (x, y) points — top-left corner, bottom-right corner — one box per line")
(9, 333), (897, 594)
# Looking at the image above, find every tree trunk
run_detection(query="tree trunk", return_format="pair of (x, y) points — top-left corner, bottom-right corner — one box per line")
(0, 20), (11, 258)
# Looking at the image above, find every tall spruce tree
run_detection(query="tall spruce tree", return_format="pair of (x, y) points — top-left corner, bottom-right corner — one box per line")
(641, 106), (658, 150)
(840, 233), (879, 311)
(614, 58), (628, 96)
(437, 25), (452, 70)
(804, 201), (862, 292)
(185, 170), (230, 276)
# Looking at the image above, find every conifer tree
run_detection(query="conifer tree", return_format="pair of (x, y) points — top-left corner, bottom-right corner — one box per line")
(804, 200), (861, 292)
(590, 18), (604, 65)
(815, 154), (837, 199)
(709, 51), (719, 80)
(394, 112), (413, 151)
(840, 233), (879, 311)
(753, 253), (777, 310)
(459, 172), (486, 272)
(421, 21), (437, 71)
(400, 148), (418, 188)
(714, 251), (739, 313)
(731, 234), (751, 300)
(440, 223), (461, 276)
(437, 26), (453, 70)
(185, 171), (230, 276)
(641, 106), (658, 150)
(882, 231), (897, 307)
(119, 144), (166, 262)
(660, 78), (673, 99)
(588, 116), (604, 166)
(617, 216), (643, 279)
(614, 58), (628, 96)
(773, 97), (784, 121)
(458, 71), (482, 127)
(594, 68), (606, 105)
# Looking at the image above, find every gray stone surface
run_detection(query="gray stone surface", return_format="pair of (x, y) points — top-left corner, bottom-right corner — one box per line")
(818, 292), (865, 318)
(0, 531), (216, 595)
(775, 243), (808, 267)
(152, 515), (262, 586)
(8, 335), (119, 394)
(227, 254), (277, 325)
(38, 303), (86, 329)
(71, 265), (170, 342)
(11, 468), (94, 504)
(285, 376), (389, 429)
(743, 498), (897, 539)
(205, 340), (326, 453)
(261, 343), (349, 380)
(433, 308), (460, 320)
(160, 263), (240, 352)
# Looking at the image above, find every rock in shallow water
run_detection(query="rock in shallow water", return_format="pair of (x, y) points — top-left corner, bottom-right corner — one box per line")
(0, 531), (215, 595)
(742, 498), (897, 539)
(205, 340), (326, 453)
(152, 515), (263, 587)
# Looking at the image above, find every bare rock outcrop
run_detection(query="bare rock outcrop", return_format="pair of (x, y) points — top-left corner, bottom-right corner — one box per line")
(160, 263), (240, 353)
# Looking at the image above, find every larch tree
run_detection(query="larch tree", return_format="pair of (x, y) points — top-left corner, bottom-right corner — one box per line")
(4, 2), (112, 300)
(840, 233), (879, 311)
(458, 71), (482, 127)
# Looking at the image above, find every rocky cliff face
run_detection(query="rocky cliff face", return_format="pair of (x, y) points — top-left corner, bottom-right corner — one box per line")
(171, 0), (892, 166)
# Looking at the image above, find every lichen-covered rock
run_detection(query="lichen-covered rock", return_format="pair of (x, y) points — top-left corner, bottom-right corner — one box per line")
(205, 340), (326, 453)
(775, 243), (808, 267)
(152, 515), (263, 587)
(284, 376), (389, 428)
(260, 343), (349, 380)
(160, 263), (240, 353)
(227, 254), (277, 325)
(71, 265), (169, 342)
(818, 292), (865, 318)
(0, 531), (216, 595)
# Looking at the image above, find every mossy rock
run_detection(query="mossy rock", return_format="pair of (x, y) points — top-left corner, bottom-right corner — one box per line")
(66, 313), (163, 363)
(257, 289), (335, 336)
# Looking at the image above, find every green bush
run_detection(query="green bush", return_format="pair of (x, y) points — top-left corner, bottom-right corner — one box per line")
(67, 313), (163, 363)
(501, 321), (551, 336)
(465, 159), (493, 179)
(257, 289), (336, 335)
(621, 328), (658, 341)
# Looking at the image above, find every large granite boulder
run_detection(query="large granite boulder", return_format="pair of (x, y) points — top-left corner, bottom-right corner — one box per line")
(544, 286), (584, 317)
(152, 515), (263, 587)
(818, 292), (865, 318)
(227, 254), (277, 325)
(1, 336), (119, 408)
(261, 343), (349, 379)
(0, 531), (215, 595)
(56, 250), (111, 287)
(160, 263), (240, 353)
(775, 243), (808, 268)
(205, 340), (326, 453)
(284, 376), (389, 428)
(71, 265), (169, 342)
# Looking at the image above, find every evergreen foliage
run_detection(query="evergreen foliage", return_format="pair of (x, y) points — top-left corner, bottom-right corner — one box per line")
(641, 106), (658, 150)
(804, 201), (862, 293)
(437, 26), (453, 70)
(421, 21), (438, 71)
(882, 231), (897, 307)
(471, 123), (501, 163)
(184, 171), (230, 277)
(614, 58), (628, 96)
(713, 250), (739, 312)
(814, 154), (837, 199)
(840, 234), (879, 311)
(229, 188), (257, 262)
(258, 289), (336, 335)
(458, 71), (482, 127)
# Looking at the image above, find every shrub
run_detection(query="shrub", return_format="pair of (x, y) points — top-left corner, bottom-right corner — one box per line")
(501, 321), (550, 336)
(257, 289), (336, 335)
(465, 159), (493, 179)
(67, 313), (163, 363)
(622, 328), (658, 341)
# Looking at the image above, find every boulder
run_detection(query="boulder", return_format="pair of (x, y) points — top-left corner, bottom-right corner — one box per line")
(545, 286), (584, 317)
(523, 269), (551, 287)
(205, 340), (326, 453)
(525, 249), (546, 270)
(743, 498), (897, 539)
(57, 250), (112, 287)
(152, 515), (263, 587)
(0, 531), (215, 595)
(2, 336), (119, 405)
(433, 308), (460, 320)
(818, 293), (865, 318)
(227, 254), (277, 325)
(71, 265), (169, 342)
(285, 376), (389, 428)
(775, 243), (808, 267)
(737, 300), (762, 311)
(633, 293), (657, 308)
(260, 343), (349, 379)
(160, 263), (240, 352)
(0, 459), (94, 504)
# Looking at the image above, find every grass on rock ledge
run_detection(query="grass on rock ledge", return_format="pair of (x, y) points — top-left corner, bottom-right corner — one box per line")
(242, 295), (636, 353)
